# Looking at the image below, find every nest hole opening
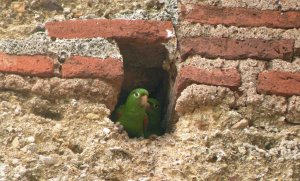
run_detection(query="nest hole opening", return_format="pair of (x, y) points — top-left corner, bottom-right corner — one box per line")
(110, 40), (175, 138)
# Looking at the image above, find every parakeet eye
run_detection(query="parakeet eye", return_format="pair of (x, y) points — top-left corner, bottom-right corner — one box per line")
(154, 104), (158, 109)
(134, 92), (140, 97)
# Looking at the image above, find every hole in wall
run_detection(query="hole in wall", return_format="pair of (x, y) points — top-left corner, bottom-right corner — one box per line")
(29, 98), (63, 121)
(68, 144), (83, 154)
(110, 39), (176, 138)
(32, 109), (62, 121)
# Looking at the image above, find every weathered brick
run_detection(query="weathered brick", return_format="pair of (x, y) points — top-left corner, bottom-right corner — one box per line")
(45, 19), (174, 43)
(181, 4), (300, 29)
(175, 66), (241, 96)
(62, 56), (123, 85)
(0, 52), (54, 77)
(257, 71), (300, 97)
(180, 37), (294, 61)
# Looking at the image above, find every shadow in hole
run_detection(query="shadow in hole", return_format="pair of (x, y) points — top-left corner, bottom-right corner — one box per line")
(110, 40), (171, 137)
(32, 109), (62, 121)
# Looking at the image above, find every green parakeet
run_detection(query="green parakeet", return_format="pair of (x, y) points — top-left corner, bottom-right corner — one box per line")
(145, 98), (162, 138)
(116, 88), (149, 138)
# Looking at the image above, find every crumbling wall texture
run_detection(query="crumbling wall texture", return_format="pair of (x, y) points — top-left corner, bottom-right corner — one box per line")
(175, 0), (300, 126)
(0, 18), (175, 110)
(0, 0), (300, 180)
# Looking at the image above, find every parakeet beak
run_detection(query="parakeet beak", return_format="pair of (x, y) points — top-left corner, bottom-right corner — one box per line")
(140, 95), (149, 108)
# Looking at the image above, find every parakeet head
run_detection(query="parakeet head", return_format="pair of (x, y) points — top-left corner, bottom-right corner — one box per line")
(147, 98), (161, 112)
(126, 88), (149, 108)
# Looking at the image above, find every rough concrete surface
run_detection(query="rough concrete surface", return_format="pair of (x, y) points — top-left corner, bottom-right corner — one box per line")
(0, 74), (120, 111)
(0, 32), (122, 60)
(271, 59), (300, 72)
(177, 23), (300, 48)
(0, 0), (178, 39)
(0, 91), (300, 180)
(175, 84), (236, 116)
(1, 0), (300, 180)
(180, 55), (239, 70)
(179, 57), (299, 126)
(287, 96), (300, 124)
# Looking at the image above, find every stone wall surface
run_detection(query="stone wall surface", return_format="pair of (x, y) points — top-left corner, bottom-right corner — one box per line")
(0, 0), (299, 180)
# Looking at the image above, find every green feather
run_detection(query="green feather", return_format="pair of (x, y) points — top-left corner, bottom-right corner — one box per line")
(145, 98), (162, 138)
(116, 88), (149, 138)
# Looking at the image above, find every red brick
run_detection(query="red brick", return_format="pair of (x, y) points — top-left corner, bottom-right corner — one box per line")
(181, 4), (300, 29)
(62, 56), (123, 82)
(175, 66), (241, 96)
(180, 37), (294, 61)
(45, 19), (174, 43)
(0, 52), (54, 77)
(257, 71), (300, 96)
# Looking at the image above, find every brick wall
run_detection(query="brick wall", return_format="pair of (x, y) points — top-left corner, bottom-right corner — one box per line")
(0, 2), (299, 125)
(0, 19), (174, 111)
(175, 1), (300, 125)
